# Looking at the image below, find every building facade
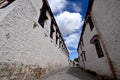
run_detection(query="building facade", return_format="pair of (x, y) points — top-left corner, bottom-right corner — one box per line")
(77, 0), (120, 79)
(0, 0), (69, 79)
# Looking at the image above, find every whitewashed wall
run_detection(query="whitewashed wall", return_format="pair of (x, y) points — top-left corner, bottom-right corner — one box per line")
(0, 0), (69, 79)
(78, 0), (120, 79)
(78, 23), (112, 77)
(92, 0), (120, 79)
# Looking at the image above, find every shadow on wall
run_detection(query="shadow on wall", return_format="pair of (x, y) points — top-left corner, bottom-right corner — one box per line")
(66, 67), (101, 80)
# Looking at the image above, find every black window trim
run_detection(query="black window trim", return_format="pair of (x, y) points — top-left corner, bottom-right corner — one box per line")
(38, 1), (48, 28)
(94, 39), (104, 58)
(88, 16), (94, 31)
(50, 20), (55, 39)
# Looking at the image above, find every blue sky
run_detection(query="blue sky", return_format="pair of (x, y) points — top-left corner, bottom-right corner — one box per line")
(48, 0), (89, 60)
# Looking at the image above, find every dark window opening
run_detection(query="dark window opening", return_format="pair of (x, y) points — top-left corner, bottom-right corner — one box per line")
(0, 0), (15, 9)
(94, 39), (104, 58)
(59, 40), (62, 48)
(50, 20), (55, 39)
(88, 16), (94, 31)
(83, 51), (86, 61)
(38, 2), (48, 28)
(81, 54), (84, 62)
(81, 40), (84, 47)
(56, 34), (59, 44)
(62, 45), (64, 47)
(78, 56), (81, 62)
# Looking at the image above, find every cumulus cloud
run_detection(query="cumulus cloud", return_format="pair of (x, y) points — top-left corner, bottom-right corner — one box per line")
(72, 3), (82, 12)
(64, 32), (81, 60)
(48, 0), (84, 60)
(64, 32), (81, 49)
(48, 0), (67, 13)
(69, 50), (76, 53)
(55, 11), (84, 35)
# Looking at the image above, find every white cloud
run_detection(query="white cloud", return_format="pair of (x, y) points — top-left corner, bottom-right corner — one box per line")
(72, 3), (82, 12)
(48, 0), (67, 13)
(48, 0), (83, 60)
(55, 11), (84, 35)
(69, 50), (76, 53)
(64, 32), (81, 49)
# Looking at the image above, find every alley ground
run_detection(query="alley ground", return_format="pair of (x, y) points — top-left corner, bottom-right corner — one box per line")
(40, 67), (102, 80)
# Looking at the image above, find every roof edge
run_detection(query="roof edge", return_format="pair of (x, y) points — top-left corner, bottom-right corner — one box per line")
(77, 0), (94, 51)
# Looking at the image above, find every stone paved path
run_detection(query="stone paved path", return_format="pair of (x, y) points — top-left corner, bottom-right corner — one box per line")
(40, 67), (102, 80)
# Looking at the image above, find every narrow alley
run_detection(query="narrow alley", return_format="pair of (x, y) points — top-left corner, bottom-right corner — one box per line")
(40, 67), (101, 80)
(0, 0), (120, 80)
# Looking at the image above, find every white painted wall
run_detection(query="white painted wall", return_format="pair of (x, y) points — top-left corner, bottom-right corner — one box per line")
(0, 0), (69, 79)
(81, 23), (112, 77)
(92, 0), (120, 79)
(78, 0), (120, 79)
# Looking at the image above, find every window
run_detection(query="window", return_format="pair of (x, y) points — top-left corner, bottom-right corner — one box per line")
(56, 33), (59, 44)
(94, 39), (104, 58)
(80, 51), (86, 62)
(38, 2), (48, 28)
(82, 51), (86, 61)
(78, 56), (81, 62)
(59, 40), (62, 48)
(81, 54), (84, 62)
(81, 40), (84, 47)
(50, 20), (55, 39)
(88, 16), (94, 31)
(0, 0), (15, 9)
(62, 44), (64, 47)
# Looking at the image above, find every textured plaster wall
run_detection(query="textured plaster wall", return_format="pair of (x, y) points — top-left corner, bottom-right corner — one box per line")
(0, 0), (69, 79)
(92, 0), (120, 79)
(80, 23), (112, 77)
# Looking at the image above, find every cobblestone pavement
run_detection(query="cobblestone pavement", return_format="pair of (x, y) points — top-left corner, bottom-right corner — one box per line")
(40, 67), (102, 80)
